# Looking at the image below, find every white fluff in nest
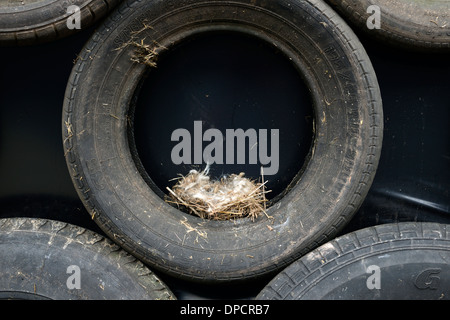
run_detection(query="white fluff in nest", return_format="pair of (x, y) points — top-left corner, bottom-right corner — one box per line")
(166, 165), (269, 221)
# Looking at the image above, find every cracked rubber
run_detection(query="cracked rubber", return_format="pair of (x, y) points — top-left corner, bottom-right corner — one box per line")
(325, 0), (450, 51)
(257, 222), (450, 300)
(0, 0), (122, 46)
(0, 218), (176, 300)
(62, 0), (383, 283)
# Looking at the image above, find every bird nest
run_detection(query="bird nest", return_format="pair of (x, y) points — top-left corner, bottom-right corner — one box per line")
(166, 166), (270, 221)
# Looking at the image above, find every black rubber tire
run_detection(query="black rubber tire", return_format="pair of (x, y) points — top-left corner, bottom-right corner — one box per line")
(257, 222), (450, 300)
(325, 0), (450, 51)
(0, 218), (176, 300)
(0, 0), (122, 46)
(62, 0), (383, 283)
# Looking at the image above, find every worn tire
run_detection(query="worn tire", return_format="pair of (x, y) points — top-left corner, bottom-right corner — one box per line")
(325, 0), (450, 51)
(257, 222), (450, 300)
(63, 0), (383, 282)
(0, 218), (176, 300)
(0, 0), (122, 46)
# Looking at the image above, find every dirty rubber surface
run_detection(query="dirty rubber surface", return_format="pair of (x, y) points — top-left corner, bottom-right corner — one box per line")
(326, 0), (450, 50)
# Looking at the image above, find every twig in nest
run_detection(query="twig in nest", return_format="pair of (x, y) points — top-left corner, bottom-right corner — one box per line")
(166, 165), (271, 221)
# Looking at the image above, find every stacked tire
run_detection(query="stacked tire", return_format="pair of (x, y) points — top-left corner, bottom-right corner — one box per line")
(61, 0), (383, 283)
(0, 218), (175, 300)
(0, 0), (122, 45)
(257, 222), (450, 300)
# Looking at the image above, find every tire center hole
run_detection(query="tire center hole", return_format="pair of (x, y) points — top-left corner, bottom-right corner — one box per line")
(130, 31), (314, 211)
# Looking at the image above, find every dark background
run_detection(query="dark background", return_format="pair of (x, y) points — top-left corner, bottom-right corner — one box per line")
(0, 13), (449, 299)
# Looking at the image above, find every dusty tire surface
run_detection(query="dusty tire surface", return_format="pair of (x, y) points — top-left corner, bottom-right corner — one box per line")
(0, 218), (176, 300)
(326, 0), (450, 51)
(257, 222), (450, 300)
(0, 0), (122, 46)
(63, 0), (383, 282)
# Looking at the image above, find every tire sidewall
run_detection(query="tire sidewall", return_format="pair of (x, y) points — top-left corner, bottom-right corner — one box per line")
(327, 0), (450, 50)
(63, 0), (383, 281)
(257, 223), (450, 299)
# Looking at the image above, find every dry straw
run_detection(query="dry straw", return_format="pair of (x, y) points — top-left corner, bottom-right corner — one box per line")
(166, 165), (270, 221)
